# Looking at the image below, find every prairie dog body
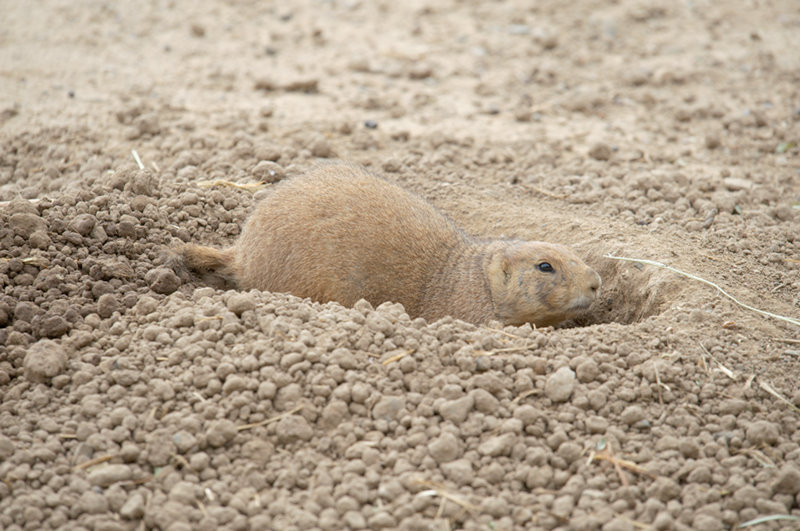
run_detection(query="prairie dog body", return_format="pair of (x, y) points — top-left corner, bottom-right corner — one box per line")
(179, 163), (601, 327)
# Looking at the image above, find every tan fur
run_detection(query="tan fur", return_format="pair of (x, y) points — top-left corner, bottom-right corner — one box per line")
(178, 162), (601, 327)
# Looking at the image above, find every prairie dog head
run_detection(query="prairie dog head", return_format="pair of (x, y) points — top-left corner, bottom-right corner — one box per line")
(487, 241), (601, 327)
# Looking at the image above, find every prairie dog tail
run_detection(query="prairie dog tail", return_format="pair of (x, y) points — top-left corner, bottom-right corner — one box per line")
(176, 244), (239, 290)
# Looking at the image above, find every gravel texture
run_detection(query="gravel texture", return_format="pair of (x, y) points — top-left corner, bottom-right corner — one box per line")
(1, 0), (799, 529)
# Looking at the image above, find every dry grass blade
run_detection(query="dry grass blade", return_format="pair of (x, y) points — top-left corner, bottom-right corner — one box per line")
(237, 404), (305, 431)
(758, 380), (800, 415)
(700, 344), (737, 380)
(512, 389), (541, 403)
(739, 514), (800, 527)
(382, 349), (413, 365)
(131, 149), (145, 170)
(590, 452), (657, 480)
(474, 344), (537, 356)
(605, 255), (800, 328)
(736, 448), (775, 468)
(414, 480), (477, 514)
(773, 337), (800, 345)
(73, 455), (114, 470)
(197, 179), (266, 192)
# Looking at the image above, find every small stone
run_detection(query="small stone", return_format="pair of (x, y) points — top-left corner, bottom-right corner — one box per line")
(0, 435), (15, 459)
(77, 490), (109, 514)
(276, 415), (313, 443)
(120, 492), (145, 520)
(87, 464), (132, 486)
(692, 513), (724, 531)
(69, 213), (97, 236)
(620, 405), (646, 426)
(478, 433), (515, 457)
(647, 477), (681, 503)
(146, 268), (181, 295)
(576, 359), (599, 383)
(172, 430), (198, 453)
(440, 459), (474, 485)
(545, 366), (575, 403)
(705, 134), (721, 149)
(428, 432), (460, 463)
(206, 419), (237, 447)
(223, 375), (247, 395)
(679, 438), (700, 459)
(9, 212), (46, 238)
(586, 416), (609, 434)
(309, 136), (334, 158)
(24, 339), (67, 383)
(251, 161), (285, 183)
(227, 293), (256, 315)
(372, 396), (405, 422)
(169, 481), (198, 504)
(366, 313), (394, 335)
(746, 420), (780, 446)
(368, 511), (397, 529)
(343, 510), (366, 529)
(772, 465), (800, 495)
(722, 177), (753, 191)
(38, 315), (70, 338)
(588, 142), (612, 161)
(438, 395), (474, 424)
(29, 230), (51, 249)
(471, 388), (499, 414)
(97, 293), (120, 319)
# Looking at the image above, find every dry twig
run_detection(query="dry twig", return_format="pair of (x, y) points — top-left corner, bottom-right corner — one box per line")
(605, 254), (800, 328)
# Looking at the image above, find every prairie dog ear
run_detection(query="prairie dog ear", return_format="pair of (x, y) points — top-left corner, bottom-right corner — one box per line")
(488, 248), (512, 286)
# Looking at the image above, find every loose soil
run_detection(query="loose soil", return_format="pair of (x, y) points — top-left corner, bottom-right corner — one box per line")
(1, 1), (799, 530)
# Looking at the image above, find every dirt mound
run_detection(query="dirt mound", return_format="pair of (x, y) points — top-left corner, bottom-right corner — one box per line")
(1, 0), (799, 529)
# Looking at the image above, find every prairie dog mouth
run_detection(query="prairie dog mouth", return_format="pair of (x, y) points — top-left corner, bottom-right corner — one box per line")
(569, 294), (595, 311)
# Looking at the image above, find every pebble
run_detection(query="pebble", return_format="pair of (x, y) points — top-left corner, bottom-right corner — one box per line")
(69, 213), (97, 236)
(206, 419), (237, 447)
(478, 433), (515, 457)
(588, 142), (612, 161)
(251, 161), (285, 183)
(372, 396), (405, 422)
(745, 420), (779, 446)
(9, 212), (46, 238)
(440, 459), (474, 485)
(23, 339), (67, 383)
(576, 359), (599, 383)
(545, 366), (576, 403)
(97, 293), (120, 318)
(146, 268), (181, 295)
(87, 465), (132, 486)
(227, 293), (256, 315)
(620, 405), (646, 426)
(276, 415), (314, 443)
(438, 395), (474, 423)
(771, 465), (800, 495)
(428, 432), (461, 463)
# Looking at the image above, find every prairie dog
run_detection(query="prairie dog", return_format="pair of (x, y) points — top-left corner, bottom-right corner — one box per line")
(178, 163), (601, 327)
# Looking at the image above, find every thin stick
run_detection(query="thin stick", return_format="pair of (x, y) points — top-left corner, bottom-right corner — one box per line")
(196, 179), (265, 192)
(73, 455), (113, 470)
(605, 255), (800, 328)
(758, 380), (800, 415)
(237, 404), (304, 431)
(131, 150), (144, 170)
(773, 338), (800, 345)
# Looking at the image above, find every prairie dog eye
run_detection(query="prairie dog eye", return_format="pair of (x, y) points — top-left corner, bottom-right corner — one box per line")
(537, 262), (554, 273)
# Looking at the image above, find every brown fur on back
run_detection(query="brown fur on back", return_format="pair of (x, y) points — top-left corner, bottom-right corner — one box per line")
(177, 162), (601, 326)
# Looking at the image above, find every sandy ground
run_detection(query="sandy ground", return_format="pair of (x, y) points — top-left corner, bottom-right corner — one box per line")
(1, 0), (800, 529)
